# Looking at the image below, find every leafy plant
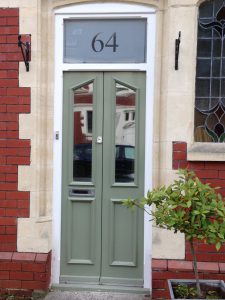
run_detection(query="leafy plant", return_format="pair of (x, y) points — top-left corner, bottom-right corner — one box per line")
(174, 284), (198, 299)
(124, 169), (225, 298)
(173, 285), (221, 299)
(206, 291), (221, 299)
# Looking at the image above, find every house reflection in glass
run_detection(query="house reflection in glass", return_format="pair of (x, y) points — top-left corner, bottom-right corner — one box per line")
(72, 81), (136, 183)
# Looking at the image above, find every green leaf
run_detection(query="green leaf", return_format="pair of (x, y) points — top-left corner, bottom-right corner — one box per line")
(216, 242), (221, 251)
(187, 200), (192, 208)
(206, 126), (218, 142)
(218, 233), (224, 239)
(219, 132), (225, 142)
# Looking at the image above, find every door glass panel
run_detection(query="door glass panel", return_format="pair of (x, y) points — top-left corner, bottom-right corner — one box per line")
(115, 82), (136, 183)
(73, 82), (93, 182)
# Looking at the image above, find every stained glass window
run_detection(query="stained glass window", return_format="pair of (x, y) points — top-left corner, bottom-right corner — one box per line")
(195, 0), (225, 142)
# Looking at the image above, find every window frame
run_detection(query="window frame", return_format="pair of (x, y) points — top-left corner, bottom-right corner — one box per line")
(188, 0), (225, 161)
(194, 0), (225, 143)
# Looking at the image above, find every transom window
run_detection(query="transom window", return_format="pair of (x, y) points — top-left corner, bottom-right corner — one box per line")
(64, 19), (147, 63)
(195, 0), (225, 142)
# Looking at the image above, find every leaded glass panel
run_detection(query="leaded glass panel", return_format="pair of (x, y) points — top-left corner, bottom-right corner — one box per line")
(195, 0), (225, 142)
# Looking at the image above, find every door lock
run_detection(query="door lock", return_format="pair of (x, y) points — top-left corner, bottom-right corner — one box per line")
(96, 136), (103, 144)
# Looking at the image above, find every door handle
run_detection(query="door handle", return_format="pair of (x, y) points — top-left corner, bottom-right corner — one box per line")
(69, 188), (95, 197)
(96, 136), (102, 144)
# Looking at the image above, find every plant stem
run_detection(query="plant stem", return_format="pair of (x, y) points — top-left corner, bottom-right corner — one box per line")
(190, 239), (202, 298)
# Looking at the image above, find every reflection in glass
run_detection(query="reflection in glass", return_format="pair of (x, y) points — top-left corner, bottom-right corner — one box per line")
(115, 83), (136, 182)
(73, 83), (93, 182)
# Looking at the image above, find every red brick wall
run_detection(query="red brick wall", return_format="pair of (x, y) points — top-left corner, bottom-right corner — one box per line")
(152, 141), (225, 299)
(0, 7), (51, 293)
(152, 259), (225, 299)
(173, 142), (225, 198)
(0, 252), (51, 291)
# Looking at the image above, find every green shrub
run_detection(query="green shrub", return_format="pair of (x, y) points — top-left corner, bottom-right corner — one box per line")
(124, 169), (225, 298)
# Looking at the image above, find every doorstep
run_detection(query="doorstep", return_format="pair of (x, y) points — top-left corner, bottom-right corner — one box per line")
(49, 284), (151, 299)
(43, 290), (151, 300)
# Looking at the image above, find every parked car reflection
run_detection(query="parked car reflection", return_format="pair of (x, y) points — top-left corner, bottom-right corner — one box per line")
(73, 143), (92, 182)
(115, 144), (135, 182)
(73, 143), (135, 182)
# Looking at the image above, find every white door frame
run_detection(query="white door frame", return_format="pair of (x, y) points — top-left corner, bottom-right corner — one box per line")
(52, 2), (156, 290)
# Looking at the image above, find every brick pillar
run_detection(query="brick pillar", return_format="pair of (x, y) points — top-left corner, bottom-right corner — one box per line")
(0, 8), (51, 292)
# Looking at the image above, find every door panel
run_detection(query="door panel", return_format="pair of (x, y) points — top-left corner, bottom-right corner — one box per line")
(109, 200), (138, 267)
(101, 72), (145, 285)
(67, 197), (96, 264)
(61, 72), (145, 286)
(61, 72), (103, 283)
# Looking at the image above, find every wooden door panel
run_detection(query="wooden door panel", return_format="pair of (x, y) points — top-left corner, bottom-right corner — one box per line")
(61, 72), (145, 286)
(60, 72), (103, 282)
(101, 72), (146, 285)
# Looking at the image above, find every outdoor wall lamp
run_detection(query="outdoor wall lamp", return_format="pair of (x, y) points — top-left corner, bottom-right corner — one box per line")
(18, 35), (31, 72)
(175, 31), (181, 70)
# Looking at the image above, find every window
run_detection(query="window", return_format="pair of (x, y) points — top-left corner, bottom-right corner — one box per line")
(195, 0), (225, 142)
(64, 19), (147, 63)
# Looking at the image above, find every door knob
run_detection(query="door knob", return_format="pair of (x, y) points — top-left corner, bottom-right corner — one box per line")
(97, 136), (102, 144)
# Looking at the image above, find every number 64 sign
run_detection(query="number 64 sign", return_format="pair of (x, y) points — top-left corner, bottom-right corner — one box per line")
(91, 32), (119, 53)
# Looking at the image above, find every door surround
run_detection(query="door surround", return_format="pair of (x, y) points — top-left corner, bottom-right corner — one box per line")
(53, 2), (156, 289)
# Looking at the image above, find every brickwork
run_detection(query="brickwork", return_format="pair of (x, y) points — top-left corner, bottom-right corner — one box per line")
(173, 142), (225, 198)
(152, 141), (225, 299)
(0, 251), (51, 291)
(152, 259), (225, 299)
(0, 7), (30, 252)
(0, 7), (50, 293)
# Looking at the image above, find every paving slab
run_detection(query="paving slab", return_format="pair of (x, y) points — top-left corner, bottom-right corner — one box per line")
(42, 291), (151, 300)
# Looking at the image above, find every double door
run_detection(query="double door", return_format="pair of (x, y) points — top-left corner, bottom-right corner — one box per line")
(60, 72), (146, 286)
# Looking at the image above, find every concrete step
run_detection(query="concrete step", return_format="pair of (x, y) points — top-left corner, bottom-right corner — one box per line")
(43, 291), (151, 300)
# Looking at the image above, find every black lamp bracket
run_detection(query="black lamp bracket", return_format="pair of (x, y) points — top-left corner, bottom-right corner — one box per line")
(175, 31), (181, 70)
(18, 35), (31, 72)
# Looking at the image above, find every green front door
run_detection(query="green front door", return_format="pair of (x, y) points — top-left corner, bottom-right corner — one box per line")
(60, 72), (146, 286)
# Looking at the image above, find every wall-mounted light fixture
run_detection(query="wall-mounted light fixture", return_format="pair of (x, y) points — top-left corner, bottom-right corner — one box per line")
(18, 35), (31, 72)
(175, 31), (181, 70)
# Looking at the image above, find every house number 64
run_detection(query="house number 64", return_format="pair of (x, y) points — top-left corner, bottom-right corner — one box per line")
(91, 32), (119, 53)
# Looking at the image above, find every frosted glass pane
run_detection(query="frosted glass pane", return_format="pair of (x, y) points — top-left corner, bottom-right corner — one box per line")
(64, 19), (146, 63)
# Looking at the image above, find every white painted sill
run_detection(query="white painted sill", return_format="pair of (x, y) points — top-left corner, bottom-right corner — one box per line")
(187, 143), (225, 161)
